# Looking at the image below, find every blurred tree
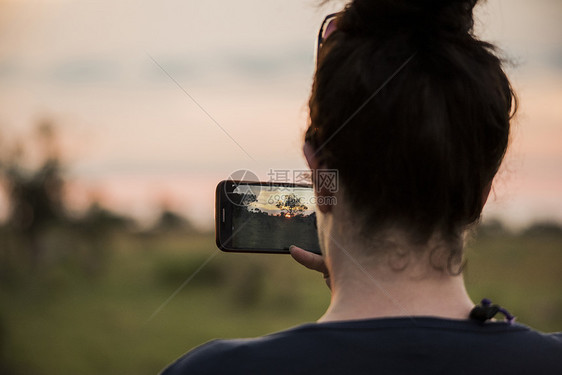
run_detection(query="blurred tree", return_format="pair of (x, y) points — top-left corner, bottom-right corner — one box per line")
(0, 120), (134, 272)
(151, 208), (197, 234)
(0, 120), (65, 264)
(475, 218), (510, 238)
(523, 221), (562, 237)
(78, 201), (134, 231)
(69, 201), (134, 275)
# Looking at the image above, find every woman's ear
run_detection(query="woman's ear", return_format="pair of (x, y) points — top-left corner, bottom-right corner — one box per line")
(303, 142), (334, 214)
(303, 142), (320, 170)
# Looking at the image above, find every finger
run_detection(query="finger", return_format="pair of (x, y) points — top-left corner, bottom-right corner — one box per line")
(289, 245), (329, 275)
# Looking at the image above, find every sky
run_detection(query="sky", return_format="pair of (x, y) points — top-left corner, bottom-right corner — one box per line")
(0, 0), (561, 230)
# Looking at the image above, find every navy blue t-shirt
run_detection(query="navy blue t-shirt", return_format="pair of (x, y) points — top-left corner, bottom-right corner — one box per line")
(161, 317), (562, 374)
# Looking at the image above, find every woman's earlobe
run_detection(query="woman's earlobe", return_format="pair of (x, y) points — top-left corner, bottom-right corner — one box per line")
(316, 184), (335, 214)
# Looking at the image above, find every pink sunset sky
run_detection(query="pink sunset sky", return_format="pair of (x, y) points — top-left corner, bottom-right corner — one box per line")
(0, 0), (561, 230)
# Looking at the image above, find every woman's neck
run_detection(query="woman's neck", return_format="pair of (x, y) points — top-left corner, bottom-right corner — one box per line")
(319, 270), (474, 322)
(317, 235), (474, 323)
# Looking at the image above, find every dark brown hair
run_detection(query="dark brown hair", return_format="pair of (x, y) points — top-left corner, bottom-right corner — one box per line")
(306, 0), (516, 259)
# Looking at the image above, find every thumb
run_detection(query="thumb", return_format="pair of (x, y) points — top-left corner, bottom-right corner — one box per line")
(289, 245), (329, 276)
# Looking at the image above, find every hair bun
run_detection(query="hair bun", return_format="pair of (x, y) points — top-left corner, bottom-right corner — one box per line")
(344, 0), (479, 37)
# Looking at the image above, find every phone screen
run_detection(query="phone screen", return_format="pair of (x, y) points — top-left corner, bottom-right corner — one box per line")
(216, 180), (321, 254)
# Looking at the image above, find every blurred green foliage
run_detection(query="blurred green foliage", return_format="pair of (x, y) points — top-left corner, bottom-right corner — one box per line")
(0, 231), (330, 375)
(0, 229), (561, 375)
(0, 122), (561, 374)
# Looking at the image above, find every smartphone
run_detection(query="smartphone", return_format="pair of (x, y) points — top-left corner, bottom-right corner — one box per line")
(215, 180), (321, 254)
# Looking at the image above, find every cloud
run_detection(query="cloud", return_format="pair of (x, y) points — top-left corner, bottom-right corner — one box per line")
(49, 59), (121, 84)
(146, 46), (313, 84)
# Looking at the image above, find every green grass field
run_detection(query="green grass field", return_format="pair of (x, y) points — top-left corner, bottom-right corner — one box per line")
(1, 229), (561, 375)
